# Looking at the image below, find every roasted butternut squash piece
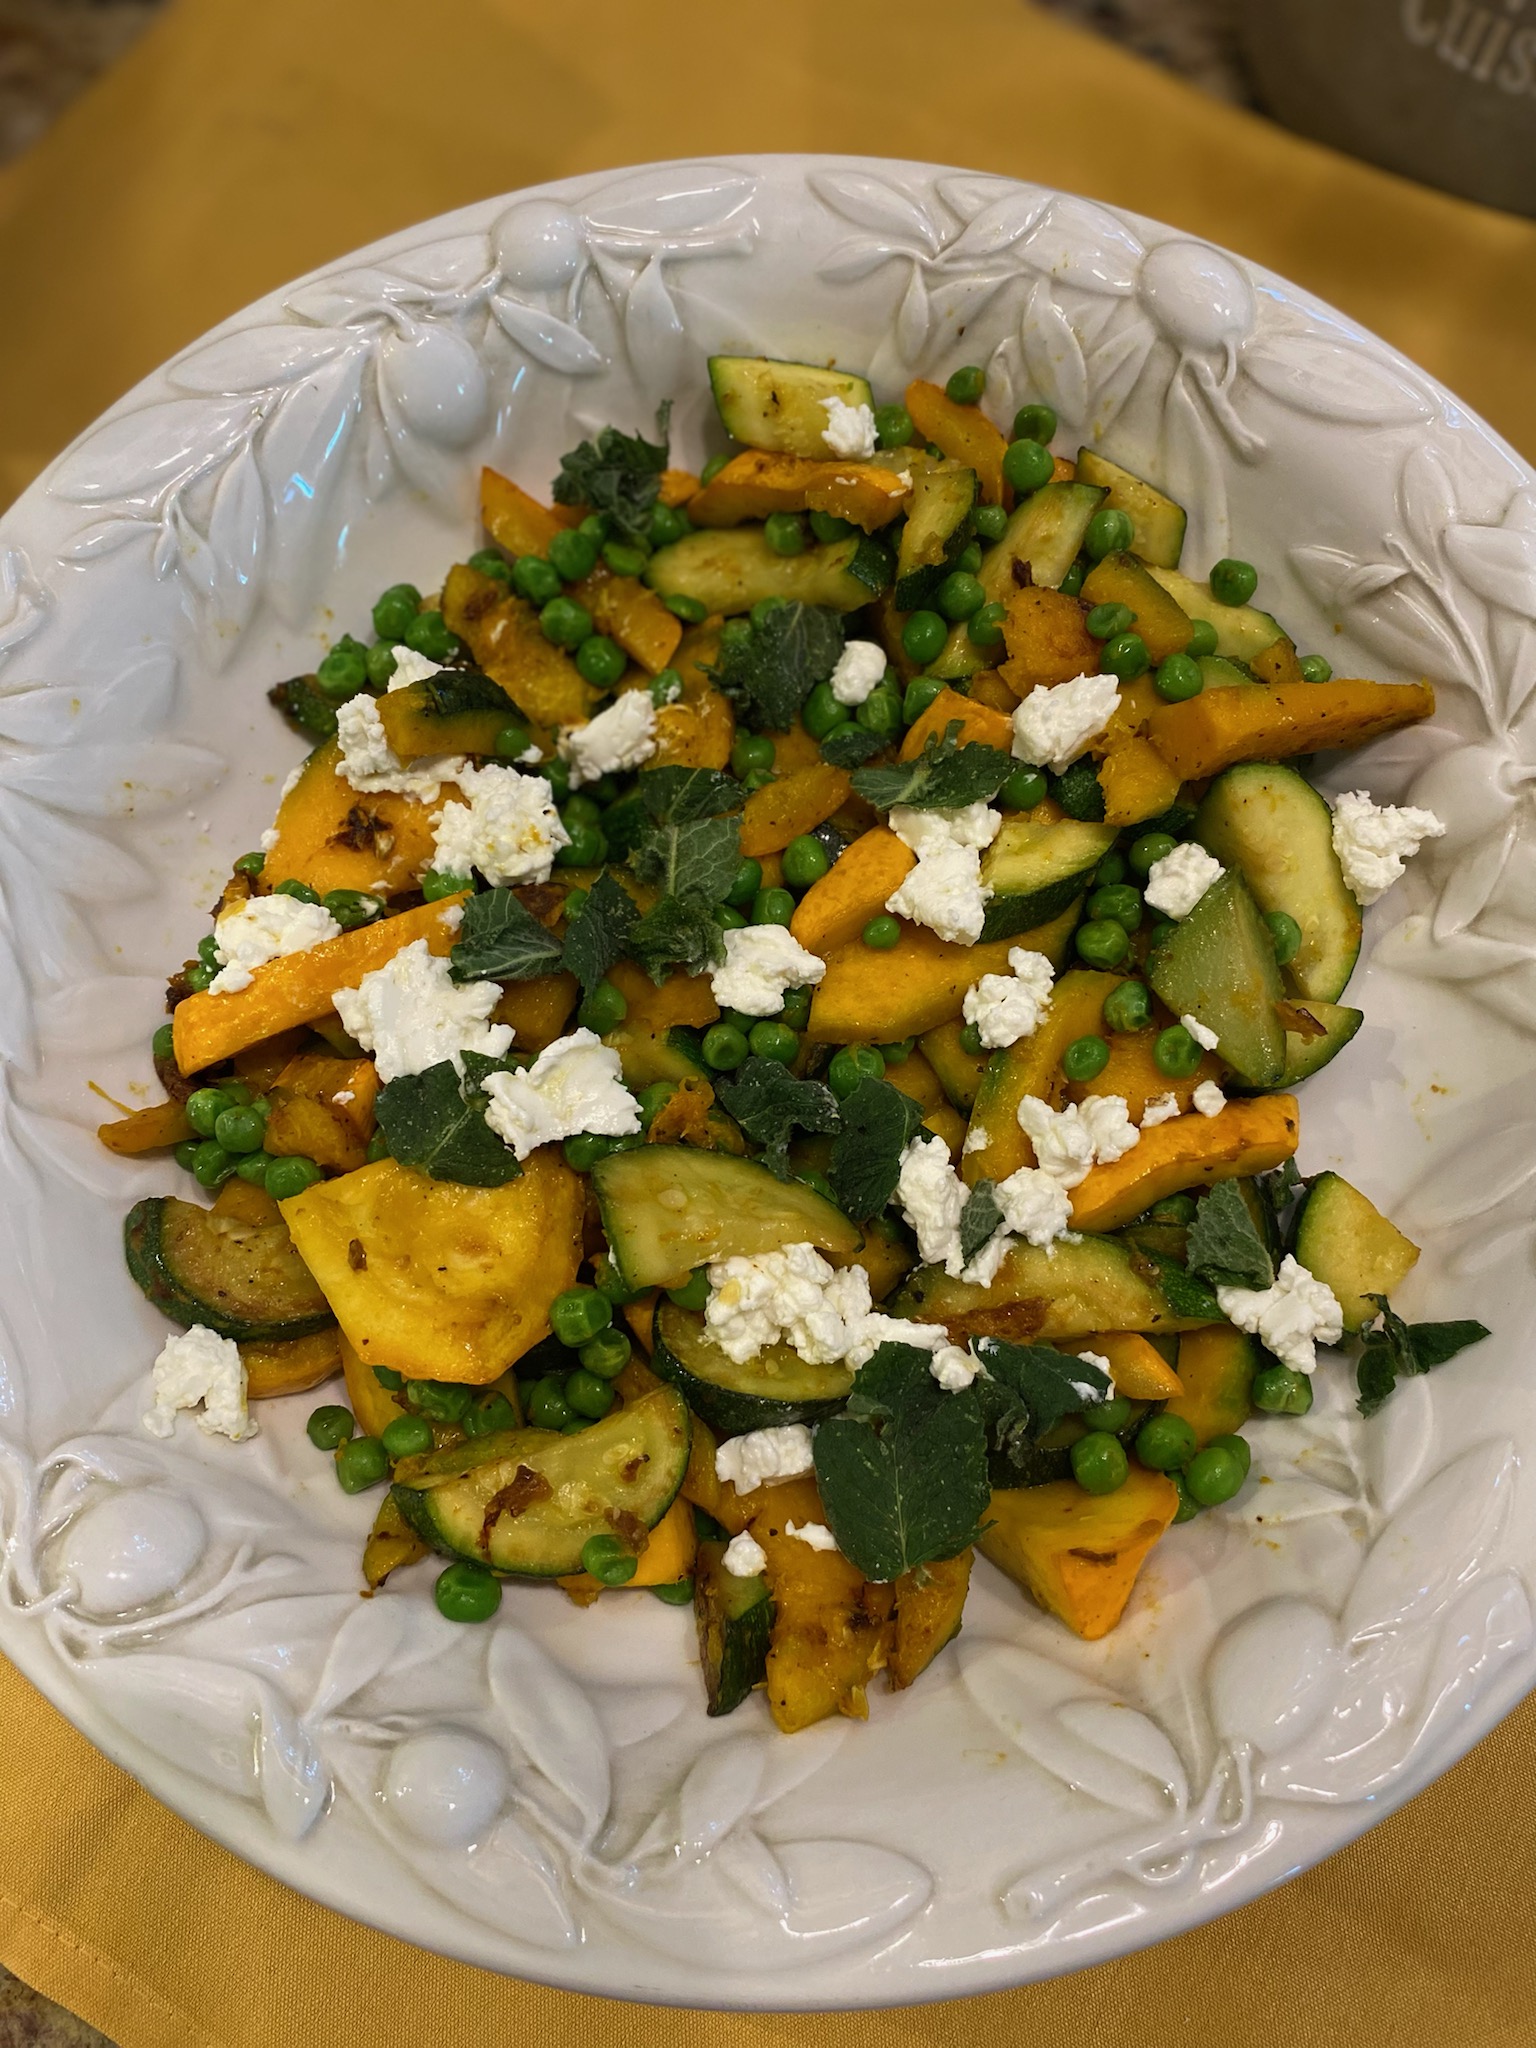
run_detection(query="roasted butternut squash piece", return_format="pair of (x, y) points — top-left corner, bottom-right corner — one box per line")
(739, 764), (852, 858)
(1166, 1325), (1257, 1445)
(1067, 1027), (1223, 1123)
(768, 723), (824, 775)
(281, 1152), (584, 1384)
(883, 1049), (966, 1157)
(808, 904), (1078, 1045)
(171, 896), (468, 1075)
(263, 1052), (379, 1173)
(652, 670), (734, 770)
(569, 564), (682, 675)
(1096, 737), (1183, 827)
(962, 968), (1123, 1187)
(608, 955), (719, 1031)
(1146, 679), (1435, 780)
(480, 466), (576, 555)
(660, 468), (700, 506)
(889, 1549), (972, 1689)
(262, 739), (447, 900)
(1251, 635), (1304, 687)
(441, 563), (597, 728)
(363, 1493), (430, 1589)
(905, 380), (1008, 504)
(557, 1495), (697, 1600)
(754, 1476), (895, 1732)
(97, 1098), (193, 1155)
(1068, 1093), (1300, 1233)
(1067, 1331), (1184, 1402)
(620, 1295), (659, 1358)
(979, 1470), (1178, 1640)
(211, 1178), (282, 1227)
(1001, 584), (1099, 696)
(899, 686), (1013, 761)
(491, 971), (579, 1052)
(788, 825), (914, 955)
(686, 449), (910, 532)
(240, 1326), (343, 1400)
(341, 1332), (409, 1438)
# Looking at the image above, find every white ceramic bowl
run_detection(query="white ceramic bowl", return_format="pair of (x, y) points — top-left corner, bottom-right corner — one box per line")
(0, 157), (1532, 2008)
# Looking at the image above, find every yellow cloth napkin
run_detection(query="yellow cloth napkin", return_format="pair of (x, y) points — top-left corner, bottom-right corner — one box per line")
(3, 1), (1534, 2042)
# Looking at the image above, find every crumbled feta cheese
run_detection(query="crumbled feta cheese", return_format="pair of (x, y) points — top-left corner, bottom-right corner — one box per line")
(705, 1244), (870, 1365)
(829, 639), (888, 706)
(1016, 1093), (1140, 1187)
(431, 763), (569, 887)
(1192, 1079), (1227, 1117)
(143, 1324), (255, 1442)
(332, 1088), (355, 1106)
(929, 1344), (980, 1391)
(1068, 1352), (1115, 1407)
(1145, 842), (1222, 919)
(820, 394), (877, 459)
(1077, 1093), (1140, 1164)
(722, 1531), (768, 1576)
(1140, 1092), (1181, 1127)
(1010, 673), (1120, 773)
(710, 924), (825, 1017)
(334, 693), (463, 802)
(963, 947), (1055, 1049)
(896, 1133), (969, 1274)
(481, 1028), (638, 1161)
(279, 762), (305, 802)
(259, 825), (280, 854)
(963, 1124), (990, 1154)
(1331, 789), (1446, 905)
(785, 1520), (839, 1551)
(386, 644), (445, 690)
(885, 803), (1001, 947)
(209, 892), (340, 995)
(1216, 1254), (1344, 1374)
(1181, 1012), (1220, 1051)
(890, 802), (1001, 856)
(558, 691), (658, 787)
(333, 938), (511, 1084)
(994, 1164), (1074, 1246)
(715, 1423), (815, 1494)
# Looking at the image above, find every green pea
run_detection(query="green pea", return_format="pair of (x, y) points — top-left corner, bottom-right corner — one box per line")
(373, 1364), (405, 1390)
(667, 1268), (711, 1313)
(581, 1533), (638, 1585)
(545, 528), (597, 583)
(665, 592), (708, 625)
(403, 610), (459, 663)
(322, 889), (384, 933)
(1146, 1193), (1197, 1225)
(1209, 558), (1258, 607)
(714, 903), (748, 932)
(903, 675), (944, 723)
(1000, 765), (1047, 810)
(195, 933), (221, 970)
(1155, 652), (1204, 702)
(749, 596), (788, 632)
(421, 869), (473, 901)
(1299, 654), (1333, 683)
(212, 1105), (266, 1155)
(651, 1578), (695, 1605)
(1252, 1364), (1314, 1415)
(1209, 1432), (1252, 1481)
(1085, 507), (1134, 560)
(727, 734), (772, 780)
(577, 979), (628, 1035)
(564, 1367), (615, 1420)
(966, 600), (1007, 648)
(1102, 979), (1153, 1034)
(1085, 601), (1135, 641)
(808, 509), (854, 544)
(561, 1416), (594, 1435)
(463, 1389), (518, 1437)
(1074, 918), (1130, 969)
(1002, 438), (1054, 495)
(365, 1130), (392, 1164)
(935, 570), (985, 622)
(360, 642), (395, 688)
(265, 1155), (324, 1200)
(306, 1405), (355, 1450)
(1186, 1443), (1247, 1507)
(1100, 631), (1149, 681)
(762, 511), (806, 557)
(1058, 559), (1088, 598)
(1012, 402), (1058, 444)
(1071, 1432), (1129, 1495)
(563, 1132), (616, 1172)
(1089, 1395), (1135, 1432)
(335, 1436), (389, 1494)
(781, 836), (829, 894)
(574, 634), (626, 688)
(699, 1022), (747, 1072)
(749, 1020), (799, 1064)
(877, 1037), (914, 1063)
(694, 453), (728, 488)
(901, 610), (948, 665)
(235, 1151), (272, 1185)
(273, 877), (322, 906)
(649, 669), (684, 708)
(550, 1286), (611, 1349)
(602, 541), (649, 578)
(540, 594), (594, 650)
(464, 548), (511, 584)
(1128, 830), (1177, 877)
(316, 635), (369, 701)
(1153, 1025), (1203, 1079)
(959, 1022), (984, 1056)
(544, 757), (572, 802)
(556, 819), (606, 867)
(1135, 1413), (1197, 1472)
(506, 558), (555, 612)
(1172, 1469), (1201, 1522)
(173, 1138), (202, 1174)
(862, 914), (901, 950)
(526, 1375), (575, 1429)
(381, 1413), (434, 1460)
(1266, 911), (1303, 966)
(1092, 853), (1125, 890)
(184, 961), (215, 994)
(649, 504), (689, 549)
(232, 850), (266, 879)
(435, 1562), (503, 1623)
(185, 1087), (231, 1138)
(1087, 883), (1143, 932)
(1186, 617), (1218, 658)
(151, 1021), (176, 1061)
(778, 985), (813, 1031)
(828, 1045), (886, 1099)
(794, 1165), (838, 1205)
(856, 685), (903, 738)
(802, 679), (851, 740)
(372, 583), (422, 641)
(489, 725), (533, 766)
(751, 887), (796, 927)
(945, 364), (985, 404)
(1062, 1034), (1110, 1082)
(637, 1080), (677, 1133)
(970, 504), (1009, 546)
(579, 1328), (632, 1380)
(564, 788), (601, 826)
(874, 402), (915, 448)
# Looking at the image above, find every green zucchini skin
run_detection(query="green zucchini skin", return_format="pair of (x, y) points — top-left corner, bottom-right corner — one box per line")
(1147, 868), (1288, 1086)
(930, 481), (1104, 680)
(645, 528), (889, 616)
(979, 818), (1117, 943)
(124, 1195), (334, 1343)
(894, 466), (976, 611)
(888, 1232), (1213, 1341)
(650, 1302), (853, 1437)
(694, 1538), (775, 1715)
(707, 356), (873, 457)
(1147, 565), (1285, 661)
(1074, 448), (1187, 569)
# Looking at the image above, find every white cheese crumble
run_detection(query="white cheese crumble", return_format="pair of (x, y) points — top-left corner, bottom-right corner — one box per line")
(143, 1324), (255, 1442)
(558, 690), (658, 787)
(710, 924), (825, 1017)
(785, 1520), (839, 1552)
(1181, 1011), (1220, 1051)
(1217, 1254), (1344, 1375)
(896, 1133), (970, 1274)
(722, 1531), (769, 1577)
(332, 938), (511, 1084)
(481, 1028), (638, 1161)
(704, 1243), (871, 1365)
(963, 947), (1055, 1049)
(1140, 1092), (1181, 1127)
(431, 763), (569, 887)
(1010, 673), (1120, 773)
(885, 801), (1001, 946)
(820, 394), (877, 459)
(334, 693), (464, 802)
(385, 644), (445, 690)
(995, 1164), (1074, 1247)
(209, 893), (340, 995)
(715, 1422), (816, 1494)
(1331, 789), (1446, 905)
(891, 802), (1002, 856)
(1192, 1078), (1227, 1117)
(928, 1344), (981, 1391)
(1016, 1093), (1140, 1187)
(828, 639), (888, 706)
(1145, 842), (1222, 919)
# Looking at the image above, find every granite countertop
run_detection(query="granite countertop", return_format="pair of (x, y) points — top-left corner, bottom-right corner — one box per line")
(0, 1), (1245, 2039)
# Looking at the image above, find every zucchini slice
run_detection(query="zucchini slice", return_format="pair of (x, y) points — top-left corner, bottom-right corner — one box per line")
(592, 1145), (862, 1290)
(124, 1195), (334, 1343)
(888, 1232), (1212, 1343)
(1199, 655), (1257, 691)
(1193, 763), (1362, 1002)
(645, 528), (890, 616)
(918, 1021), (990, 1112)
(1165, 1325), (1257, 1446)
(1147, 565), (1286, 662)
(894, 465), (976, 611)
(979, 817), (1118, 942)
(708, 356), (874, 458)
(390, 1385), (690, 1577)
(603, 1023), (710, 1089)
(1277, 997), (1363, 1084)
(1293, 1172), (1420, 1332)
(1147, 868), (1287, 1086)
(374, 669), (517, 761)
(930, 480), (1105, 679)
(1074, 448), (1187, 569)
(694, 1536), (775, 1715)
(651, 1301), (853, 1436)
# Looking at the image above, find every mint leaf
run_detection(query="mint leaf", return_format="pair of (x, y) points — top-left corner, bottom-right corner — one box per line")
(851, 722), (1014, 811)
(1356, 1297), (1490, 1417)
(1052, 756), (1105, 821)
(374, 1061), (521, 1186)
(412, 669), (515, 718)
(714, 1057), (840, 1177)
(1140, 1247), (1225, 1323)
(972, 1337), (1111, 1439)
(632, 813), (742, 905)
(813, 1342), (989, 1581)
(550, 407), (670, 546)
(561, 870), (637, 994)
(449, 889), (563, 984)
(709, 601), (845, 731)
(1185, 1179), (1274, 1293)
(820, 725), (886, 768)
(628, 895), (726, 985)
(827, 1077), (927, 1220)
(639, 766), (742, 823)
(959, 1180), (1004, 1265)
